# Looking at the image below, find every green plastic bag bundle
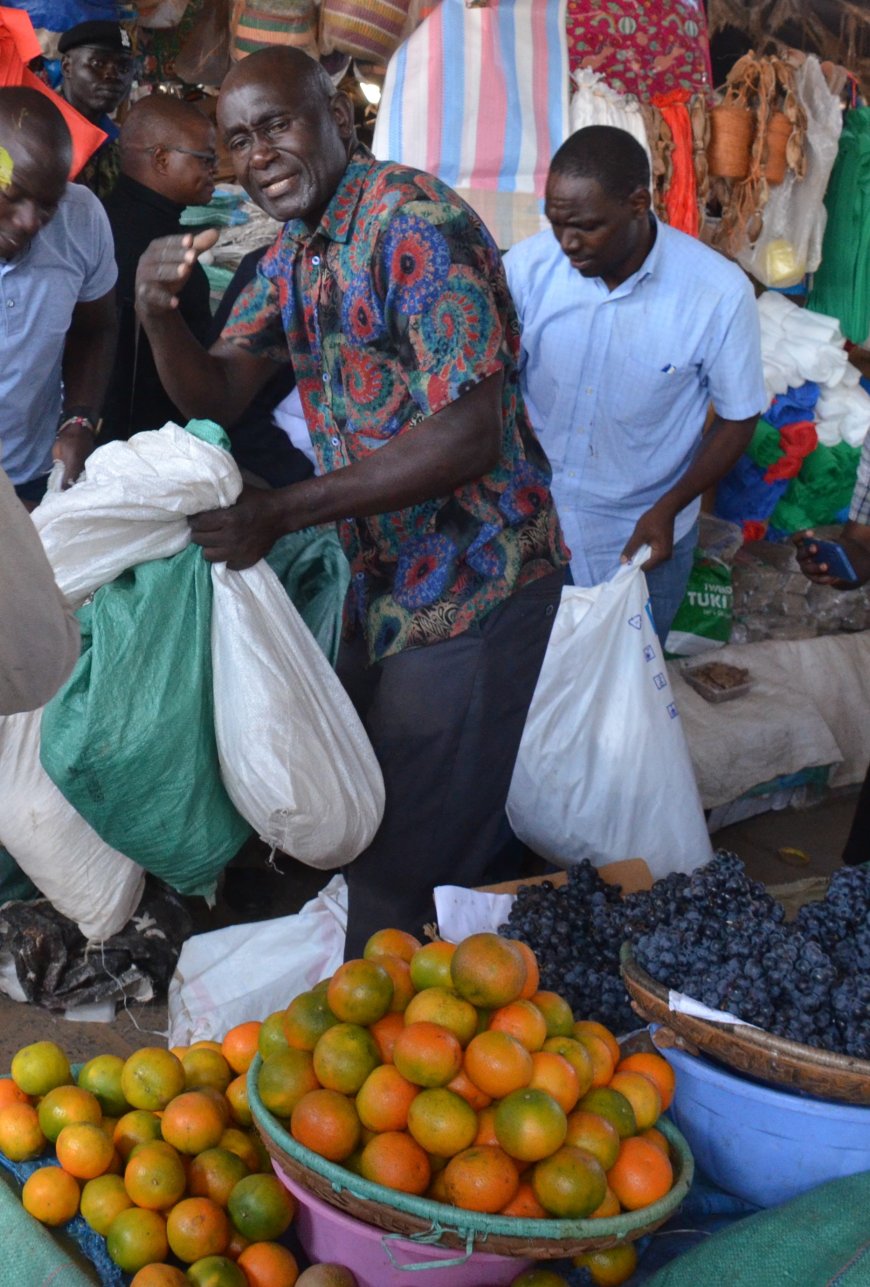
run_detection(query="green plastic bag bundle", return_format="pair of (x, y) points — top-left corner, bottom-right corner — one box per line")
(770, 439), (861, 533)
(40, 544), (251, 897)
(666, 552), (733, 657)
(266, 527), (351, 668)
(808, 106), (870, 343)
(646, 1168), (870, 1286)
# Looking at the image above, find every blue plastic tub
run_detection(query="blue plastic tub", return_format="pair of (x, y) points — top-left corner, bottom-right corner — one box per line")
(659, 1039), (870, 1208)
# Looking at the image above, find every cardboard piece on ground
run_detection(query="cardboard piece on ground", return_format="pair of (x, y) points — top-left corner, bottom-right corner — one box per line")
(478, 858), (654, 896)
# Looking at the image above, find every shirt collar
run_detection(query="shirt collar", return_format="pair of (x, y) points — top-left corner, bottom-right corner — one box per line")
(283, 143), (376, 247)
(606, 213), (662, 298)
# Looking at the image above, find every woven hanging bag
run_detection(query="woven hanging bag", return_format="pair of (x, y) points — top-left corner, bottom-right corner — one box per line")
(319, 0), (409, 62)
(231, 0), (318, 59)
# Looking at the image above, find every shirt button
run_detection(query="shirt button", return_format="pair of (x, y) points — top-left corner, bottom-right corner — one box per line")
(322, 372), (330, 383)
(312, 255), (321, 266)
(331, 436), (340, 446)
(6, 300), (13, 308)
(584, 386), (593, 395)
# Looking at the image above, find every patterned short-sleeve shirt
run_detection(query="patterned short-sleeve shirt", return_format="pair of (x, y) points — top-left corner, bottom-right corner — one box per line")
(222, 146), (567, 662)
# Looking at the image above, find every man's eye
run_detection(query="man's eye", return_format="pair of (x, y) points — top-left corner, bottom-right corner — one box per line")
(228, 137), (249, 152)
(266, 119), (289, 138)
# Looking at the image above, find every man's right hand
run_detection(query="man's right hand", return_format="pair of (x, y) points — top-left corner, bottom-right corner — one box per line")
(793, 528), (870, 588)
(135, 229), (219, 317)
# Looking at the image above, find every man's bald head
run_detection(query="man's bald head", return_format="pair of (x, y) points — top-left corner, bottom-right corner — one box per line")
(0, 87), (72, 187)
(118, 95), (216, 207)
(0, 88), (71, 259)
(219, 46), (337, 118)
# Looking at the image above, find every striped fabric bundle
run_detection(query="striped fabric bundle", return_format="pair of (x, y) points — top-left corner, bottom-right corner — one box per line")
(320, 0), (409, 62)
(231, 0), (317, 59)
(372, 0), (569, 248)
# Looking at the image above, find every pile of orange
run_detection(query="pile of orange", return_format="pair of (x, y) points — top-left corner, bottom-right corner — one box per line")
(1, 1032), (300, 1286)
(258, 930), (678, 1242)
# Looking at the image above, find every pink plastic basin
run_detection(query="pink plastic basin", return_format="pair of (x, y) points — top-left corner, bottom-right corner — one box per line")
(276, 1163), (534, 1287)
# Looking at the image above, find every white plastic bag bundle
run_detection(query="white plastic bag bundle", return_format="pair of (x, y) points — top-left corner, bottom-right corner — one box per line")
(211, 563), (384, 865)
(506, 551), (713, 878)
(569, 68), (652, 176)
(0, 710), (145, 941)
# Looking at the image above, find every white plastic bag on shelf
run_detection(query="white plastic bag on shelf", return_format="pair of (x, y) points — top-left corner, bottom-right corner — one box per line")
(506, 549), (712, 878)
(211, 563), (384, 867)
(569, 68), (652, 174)
(737, 56), (842, 288)
(167, 875), (348, 1045)
(0, 710), (145, 941)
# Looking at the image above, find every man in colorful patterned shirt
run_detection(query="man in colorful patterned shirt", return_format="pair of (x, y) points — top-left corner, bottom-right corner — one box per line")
(134, 47), (568, 955)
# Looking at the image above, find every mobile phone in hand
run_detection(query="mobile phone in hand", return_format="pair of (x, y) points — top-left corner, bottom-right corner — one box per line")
(801, 538), (861, 585)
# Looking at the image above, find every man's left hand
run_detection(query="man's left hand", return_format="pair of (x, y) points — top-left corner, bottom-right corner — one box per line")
(189, 485), (287, 569)
(52, 423), (96, 489)
(621, 502), (675, 571)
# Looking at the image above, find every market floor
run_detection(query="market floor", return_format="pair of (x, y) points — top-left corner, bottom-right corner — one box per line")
(0, 791), (858, 1068)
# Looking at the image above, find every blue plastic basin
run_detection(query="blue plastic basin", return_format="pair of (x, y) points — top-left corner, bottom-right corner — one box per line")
(659, 1038), (870, 1208)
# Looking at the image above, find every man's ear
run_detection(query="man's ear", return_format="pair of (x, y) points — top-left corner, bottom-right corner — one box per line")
(628, 185), (652, 217)
(150, 144), (170, 175)
(60, 52), (72, 77)
(330, 91), (356, 143)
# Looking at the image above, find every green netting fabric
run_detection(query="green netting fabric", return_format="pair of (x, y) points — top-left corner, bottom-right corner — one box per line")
(808, 107), (870, 343)
(646, 1169), (870, 1286)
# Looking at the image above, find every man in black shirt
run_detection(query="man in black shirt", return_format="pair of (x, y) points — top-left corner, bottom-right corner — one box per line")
(102, 95), (216, 441)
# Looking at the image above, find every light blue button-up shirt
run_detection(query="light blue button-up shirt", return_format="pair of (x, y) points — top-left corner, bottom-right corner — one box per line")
(504, 219), (766, 585)
(0, 183), (116, 486)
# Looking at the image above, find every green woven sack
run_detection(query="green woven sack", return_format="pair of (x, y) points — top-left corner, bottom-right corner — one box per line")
(40, 542), (251, 898)
(646, 1169), (870, 1286)
(266, 527), (350, 668)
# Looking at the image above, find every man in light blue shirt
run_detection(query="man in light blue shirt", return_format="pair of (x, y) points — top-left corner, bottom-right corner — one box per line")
(504, 125), (766, 641)
(0, 87), (116, 504)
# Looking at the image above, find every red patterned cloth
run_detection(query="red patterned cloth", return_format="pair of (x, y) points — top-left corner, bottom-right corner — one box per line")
(565, 0), (712, 100)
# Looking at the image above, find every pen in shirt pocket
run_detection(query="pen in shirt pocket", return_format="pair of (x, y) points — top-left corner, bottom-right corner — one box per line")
(661, 363), (677, 375)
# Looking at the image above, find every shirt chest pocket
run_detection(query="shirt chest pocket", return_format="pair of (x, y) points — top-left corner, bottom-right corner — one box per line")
(608, 351), (699, 430)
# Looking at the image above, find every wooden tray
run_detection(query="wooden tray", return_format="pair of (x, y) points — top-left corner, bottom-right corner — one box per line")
(621, 943), (870, 1106)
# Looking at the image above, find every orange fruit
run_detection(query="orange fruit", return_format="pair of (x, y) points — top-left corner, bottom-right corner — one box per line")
(494, 1088), (568, 1162)
(532, 1145), (607, 1218)
(404, 987), (479, 1046)
(183, 1048), (233, 1095)
(11, 1041), (71, 1096)
(0, 1101), (47, 1160)
(113, 1109), (163, 1161)
(224, 1226), (251, 1260)
(541, 1037), (594, 1098)
(356, 1065), (419, 1133)
(576, 1088), (636, 1139)
(393, 1022), (463, 1088)
(259, 1012), (292, 1059)
(188, 1147), (249, 1207)
(607, 1071), (662, 1132)
(528, 1050), (580, 1114)
(406, 1088), (478, 1157)
(282, 993), (338, 1052)
(364, 928), (422, 963)
(573, 1021), (620, 1068)
(507, 1272), (570, 1287)
(191, 1041), (225, 1054)
(427, 1167), (451, 1202)
(0, 1078), (31, 1108)
(56, 1121), (115, 1179)
(293, 1267), (357, 1286)
(313, 1023), (380, 1095)
(227, 1172), (296, 1242)
(186, 1257), (246, 1286)
(511, 941), (541, 1000)
(565, 1110), (621, 1171)
(445, 1067), (492, 1112)
(221, 1022), (262, 1075)
(572, 1031), (615, 1088)
(124, 1142), (187, 1210)
(474, 1105), (499, 1146)
(464, 1031), (533, 1098)
(21, 1166), (80, 1225)
(167, 1196), (230, 1263)
(409, 940), (456, 991)
(360, 1130), (431, 1195)
(199, 1085), (232, 1126)
(532, 992), (575, 1037)
(641, 1126), (670, 1156)
(450, 933), (527, 1008)
(237, 1241), (300, 1287)
(607, 1135), (673, 1210)
(589, 1185), (621, 1218)
(616, 1052), (676, 1112)
(225, 1075), (252, 1128)
(81, 1173), (134, 1235)
(327, 959), (394, 1026)
(121, 1049), (185, 1112)
(38, 1084), (102, 1143)
(368, 1012), (403, 1065)
(443, 1145), (519, 1213)
(160, 1091), (226, 1154)
(130, 1266), (188, 1287)
(376, 954), (416, 1012)
(488, 1000), (548, 1052)
(257, 1049), (320, 1120)
(290, 1088), (361, 1162)
(107, 1208), (169, 1273)
(77, 1054), (130, 1117)
(573, 1243), (638, 1285)
(499, 1179), (548, 1218)
(218, 1127), (264, 1173)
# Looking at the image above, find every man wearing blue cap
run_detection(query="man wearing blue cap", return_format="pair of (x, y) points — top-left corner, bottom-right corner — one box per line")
(58, 20), (135, 199)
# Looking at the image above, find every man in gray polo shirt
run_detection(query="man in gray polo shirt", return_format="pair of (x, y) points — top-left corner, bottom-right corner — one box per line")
(0, 86), (116, 505)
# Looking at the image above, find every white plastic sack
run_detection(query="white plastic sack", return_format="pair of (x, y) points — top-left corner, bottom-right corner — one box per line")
(0, 710), (145, 941)
(506, 551), (713, 878)
(211, 563), (385, 867)
(167, 874), (348, 1045)
(569, 68), (652, 178)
